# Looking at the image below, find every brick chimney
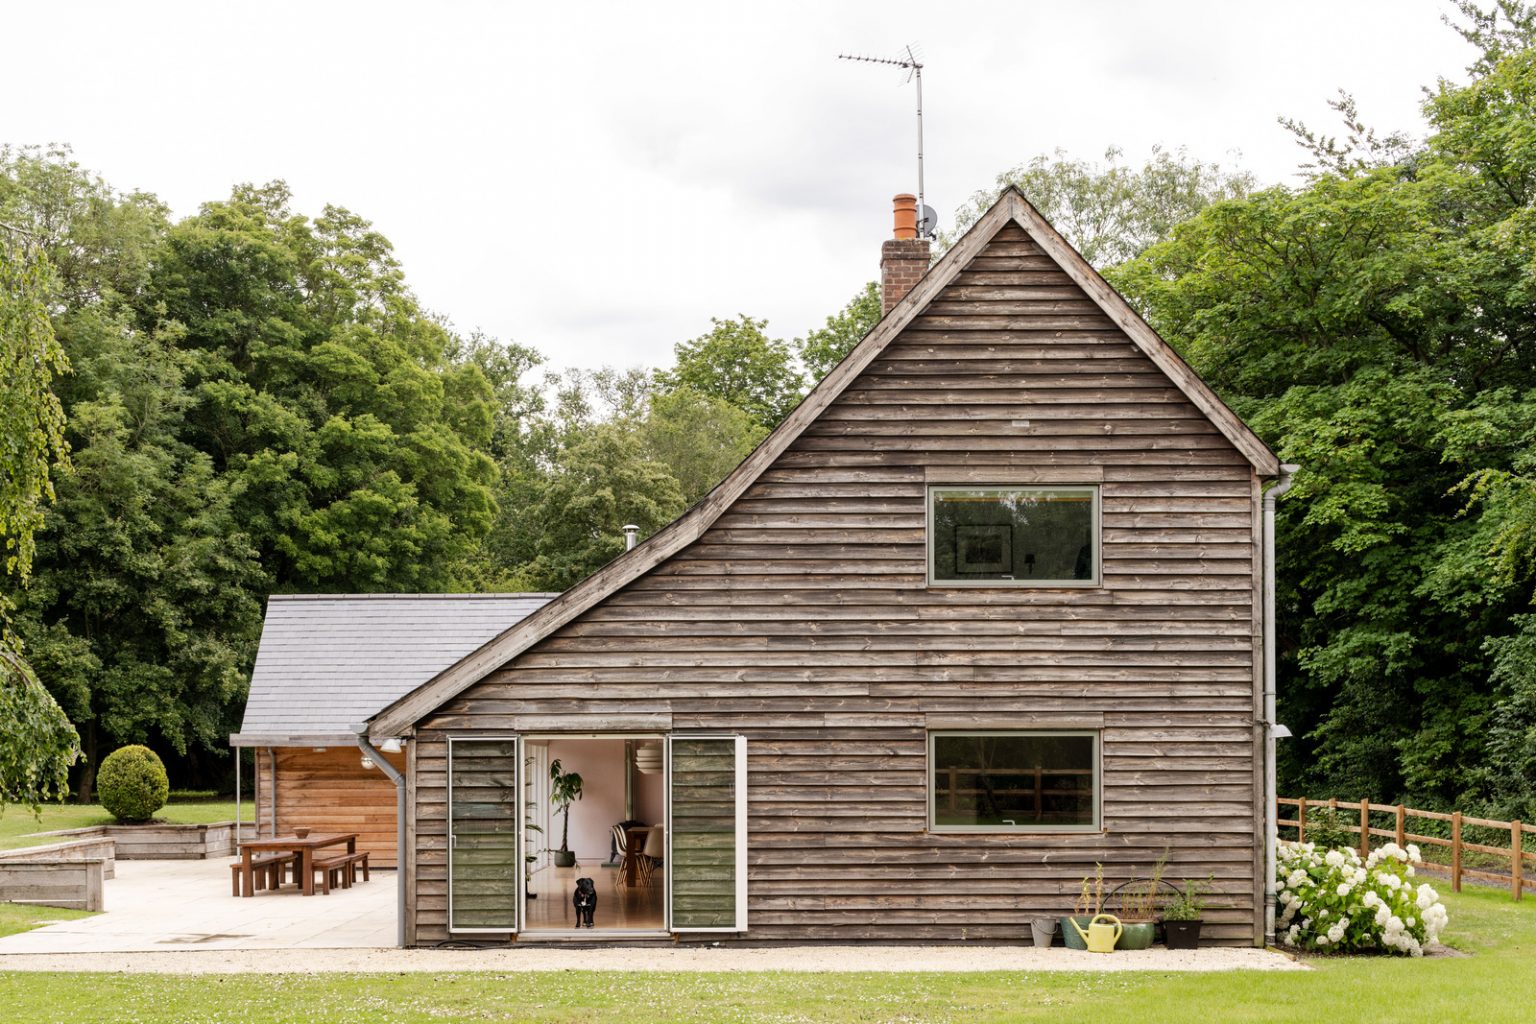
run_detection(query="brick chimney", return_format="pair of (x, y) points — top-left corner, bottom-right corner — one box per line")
(881, 193), (930, 314)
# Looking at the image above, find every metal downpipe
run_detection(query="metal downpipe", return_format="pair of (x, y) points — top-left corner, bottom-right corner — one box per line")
(356, 731), (407, 949)
(1263, 464), (1298, 945)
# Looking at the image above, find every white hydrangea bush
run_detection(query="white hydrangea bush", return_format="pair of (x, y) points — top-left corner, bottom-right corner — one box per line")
(1276, 841), (1448, 956)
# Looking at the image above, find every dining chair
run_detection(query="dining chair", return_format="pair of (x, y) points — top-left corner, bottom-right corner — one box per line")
(611, 824), (631, 888)
(640, 823), (665, 887)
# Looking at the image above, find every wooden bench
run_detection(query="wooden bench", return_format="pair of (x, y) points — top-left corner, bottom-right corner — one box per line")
(230, 853), (296, 896)
(312, 851), (369, 894)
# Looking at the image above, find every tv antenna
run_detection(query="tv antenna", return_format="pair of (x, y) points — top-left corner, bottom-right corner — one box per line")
(839, 45), (935, 238)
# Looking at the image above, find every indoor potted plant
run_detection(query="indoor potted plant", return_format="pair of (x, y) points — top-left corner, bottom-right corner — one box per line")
(1161, 878), (1208, 949)
(548, 758), (583, 868)
(1060, 863), (1104, 950)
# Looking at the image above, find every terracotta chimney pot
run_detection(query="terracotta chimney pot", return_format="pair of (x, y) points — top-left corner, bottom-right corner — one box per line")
(881, 194), (930, 314)
(892, 193), (918, 240)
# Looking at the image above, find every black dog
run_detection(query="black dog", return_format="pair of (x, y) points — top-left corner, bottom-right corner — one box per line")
(572, 876), (597, 928)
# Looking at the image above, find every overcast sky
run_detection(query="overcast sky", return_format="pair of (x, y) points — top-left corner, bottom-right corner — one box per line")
(10, 1), (1474, 373)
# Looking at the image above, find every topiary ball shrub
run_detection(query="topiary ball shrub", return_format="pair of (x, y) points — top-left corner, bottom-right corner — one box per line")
(97, 745), (169, 823)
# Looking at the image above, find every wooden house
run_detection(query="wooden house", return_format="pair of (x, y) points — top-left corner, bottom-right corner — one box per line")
(350, 187), (1289, 945)
(231, 593), (553, 867)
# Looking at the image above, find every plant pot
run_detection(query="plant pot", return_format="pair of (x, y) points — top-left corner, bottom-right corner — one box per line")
(553, 850), (577, 868)
(1060, 915), (1095, 950)
(1029, 916), (1056, 948)
(1163, 919), (1203, 950)
(1117, 921), (1156, 950)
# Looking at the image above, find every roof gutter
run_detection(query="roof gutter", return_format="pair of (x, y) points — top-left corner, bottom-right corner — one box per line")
(1262, 464), (1299, 946)
(354, 726), (407, 949)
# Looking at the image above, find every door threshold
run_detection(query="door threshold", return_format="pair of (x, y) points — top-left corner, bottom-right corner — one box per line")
(518, 929), (670, 942)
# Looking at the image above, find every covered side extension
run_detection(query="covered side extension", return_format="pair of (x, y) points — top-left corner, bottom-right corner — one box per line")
(232, 593), (554, 867)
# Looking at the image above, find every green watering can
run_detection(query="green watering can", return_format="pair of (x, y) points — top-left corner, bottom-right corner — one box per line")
(1068, 913), (1123, 953)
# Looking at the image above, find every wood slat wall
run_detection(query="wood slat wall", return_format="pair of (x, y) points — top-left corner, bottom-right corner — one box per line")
(254, 747), (404, 868)
(410, 222), (1264, 945)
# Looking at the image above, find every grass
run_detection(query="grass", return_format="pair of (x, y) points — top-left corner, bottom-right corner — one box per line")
(0, 886), (1532, 1023)
(0, 801), (241, 852)
(0, 903), (89, 940)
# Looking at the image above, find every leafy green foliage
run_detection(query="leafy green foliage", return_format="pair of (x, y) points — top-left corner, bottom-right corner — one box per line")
(655, 315), (804, 430)
(0, 187), (81, 812)
(1110, 4), (1536, 811)
(0, 150), (501, 795)
(947, 146), (1254, 267)
(1302, 806), (1356, 851)
(797, 281), (882, 383)
(0, 648), (79, 812)
(95, 744), (168, 823)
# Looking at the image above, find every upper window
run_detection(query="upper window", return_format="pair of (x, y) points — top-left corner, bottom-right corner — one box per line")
(929, 731), (1100, 833)
(928, 486), (1099, 587)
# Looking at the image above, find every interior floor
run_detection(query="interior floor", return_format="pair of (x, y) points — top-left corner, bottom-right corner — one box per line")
(523, 863), (664, 931)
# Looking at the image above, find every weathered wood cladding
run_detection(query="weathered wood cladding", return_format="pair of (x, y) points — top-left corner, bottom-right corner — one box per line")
(255, 747), (404, 868)
(411, 221), (1264, 944)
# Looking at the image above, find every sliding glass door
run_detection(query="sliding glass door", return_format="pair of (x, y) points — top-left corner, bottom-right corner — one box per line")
(447, 736), (520, 934)
(667, 735), (747, 932)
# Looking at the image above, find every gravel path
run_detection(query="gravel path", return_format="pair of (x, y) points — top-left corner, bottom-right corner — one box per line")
(0, 944), (1305, 974)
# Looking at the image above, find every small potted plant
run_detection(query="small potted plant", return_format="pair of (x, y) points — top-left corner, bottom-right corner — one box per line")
(1060, 863), (1104, 950)
(1162, 878), (1208, 949)
(1111, 852), (1168, 950)
(548, 759), (583, 868)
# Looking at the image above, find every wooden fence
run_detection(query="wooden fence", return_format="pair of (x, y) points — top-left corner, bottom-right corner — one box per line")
(1278, 796), (1535, 901)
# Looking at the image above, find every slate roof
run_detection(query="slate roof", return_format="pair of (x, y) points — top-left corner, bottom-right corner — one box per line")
(232, 593), (557, 746)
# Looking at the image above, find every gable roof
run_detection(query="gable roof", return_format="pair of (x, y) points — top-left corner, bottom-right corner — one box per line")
(232, 593), (556, 746)
(368, 187), (1279, 738)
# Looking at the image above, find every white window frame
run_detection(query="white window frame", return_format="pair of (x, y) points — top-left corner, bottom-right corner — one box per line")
(926, 484), (1101, 588)
(927, 730), (1102, 834)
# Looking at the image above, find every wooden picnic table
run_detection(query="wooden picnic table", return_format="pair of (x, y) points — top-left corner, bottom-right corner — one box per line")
(238, 832), (357, 897)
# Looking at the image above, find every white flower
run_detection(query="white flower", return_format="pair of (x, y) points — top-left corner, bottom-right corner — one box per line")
(1374, 905), (1390, 927)
(1327, 923), (1345, 943)
(1318, 909), (1329, 920)
(1406, 844), (1422, 862)
(1416, 884), (1438, 909)
(1316, 935), (1330, 946)
(1382, 874), (1402, 891)
(1286, 924), (1300, 944)
(1325, 850), (1346, 868)
(1336, 883), (1353, 897)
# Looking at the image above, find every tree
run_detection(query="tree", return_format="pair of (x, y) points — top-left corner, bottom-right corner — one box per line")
(503, 423), (685, 592)
(655, 315), (804, 430)
(947, 146), (1254, 268)
(1110, 2), (1536, 810)
(0, 215), (80, 811)
(797, 281), (882, 383)
(639, 387), (766, 505)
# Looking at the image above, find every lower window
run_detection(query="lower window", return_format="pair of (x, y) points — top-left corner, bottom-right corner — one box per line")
(929, 731), (1099, 832)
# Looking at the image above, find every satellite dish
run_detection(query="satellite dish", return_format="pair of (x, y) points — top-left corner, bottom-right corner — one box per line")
(917, 204), (938, 239)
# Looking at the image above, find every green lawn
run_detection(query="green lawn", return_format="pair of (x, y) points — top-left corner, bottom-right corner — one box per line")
(0, 801), (241, 851)
(0, 903), (90, 940)
(0, 887), (1531, 1023)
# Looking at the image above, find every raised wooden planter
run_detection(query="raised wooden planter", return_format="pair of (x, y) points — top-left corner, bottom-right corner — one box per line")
(0, 837), (116, 879)
(27, 821), (257, 860)
(0, 858), (105, 911)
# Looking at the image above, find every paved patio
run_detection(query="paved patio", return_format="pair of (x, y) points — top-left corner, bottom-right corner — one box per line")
(0, 858), (394, 953)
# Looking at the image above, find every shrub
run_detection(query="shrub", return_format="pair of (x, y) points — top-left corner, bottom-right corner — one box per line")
(97, 745), (169, 823)
(1276, 841), (1448, 956)
(1303, 805), (1355, 850)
